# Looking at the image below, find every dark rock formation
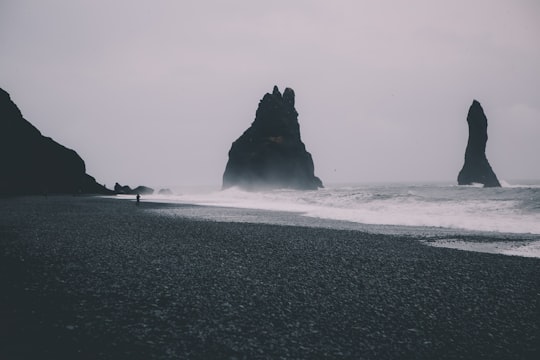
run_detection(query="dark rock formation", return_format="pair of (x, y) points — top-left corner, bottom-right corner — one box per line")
(458, 100), (501, 187)
(223, 86), (323, 190)
(0, 88), (113, 195)
(158, 188), (173, 195)
(114, 183), (154, 195)
(114, 183), (132, 194)
(133, 186), (154, 195)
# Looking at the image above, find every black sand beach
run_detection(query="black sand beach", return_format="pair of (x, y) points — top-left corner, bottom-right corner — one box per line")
(1, 196), (538, 359)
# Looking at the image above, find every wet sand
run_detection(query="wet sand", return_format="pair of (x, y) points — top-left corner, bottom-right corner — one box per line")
(1, 196), (539, 359)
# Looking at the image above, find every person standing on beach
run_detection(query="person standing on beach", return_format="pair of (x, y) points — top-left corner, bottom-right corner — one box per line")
(136, 194), (140, 205)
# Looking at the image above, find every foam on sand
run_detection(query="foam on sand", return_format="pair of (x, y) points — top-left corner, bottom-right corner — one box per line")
(423, 239), (540, 258)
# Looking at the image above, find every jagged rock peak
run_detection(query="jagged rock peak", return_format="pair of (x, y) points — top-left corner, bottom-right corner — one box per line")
(222, 86), (323, 190)
(457, 100), (501, 188)
(283, 87), (295, 107)
(272, 85), (281, 98)
(268, 85), (295, 106)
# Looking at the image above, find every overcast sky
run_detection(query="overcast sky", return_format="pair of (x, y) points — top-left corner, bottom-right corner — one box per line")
(1, 0), (539, 188)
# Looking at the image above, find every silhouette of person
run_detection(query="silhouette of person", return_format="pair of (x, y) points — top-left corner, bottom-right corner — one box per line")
(136, 193), (140, 205)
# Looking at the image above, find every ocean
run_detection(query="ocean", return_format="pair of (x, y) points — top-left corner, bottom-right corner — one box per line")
(134, 181), (540, 258)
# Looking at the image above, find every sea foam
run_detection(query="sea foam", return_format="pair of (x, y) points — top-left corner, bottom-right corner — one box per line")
(143, 182), (540, 236)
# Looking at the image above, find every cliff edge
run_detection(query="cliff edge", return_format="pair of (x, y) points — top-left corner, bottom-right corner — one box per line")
(0, 87), (112, 195)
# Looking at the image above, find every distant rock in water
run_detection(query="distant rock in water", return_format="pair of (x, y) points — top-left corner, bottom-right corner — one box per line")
(458, 100), (501, 187)
(114, 183), (132, 194)
(0, 87), (113, 195)
(114, 183), (154, 195)
(223, 86), (323, 190)
(132, 186), (154, 195)
(158, 188), (173, 195)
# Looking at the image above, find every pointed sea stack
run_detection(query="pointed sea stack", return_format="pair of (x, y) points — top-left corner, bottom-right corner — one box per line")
(223, 86), (323, 190)
(457, 100), (501, 187)
(0, 87), (113, 195)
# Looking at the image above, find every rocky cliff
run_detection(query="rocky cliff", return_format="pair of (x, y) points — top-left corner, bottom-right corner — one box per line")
(457, 100), (501, 187)
(0, 88), (113, 195)
(223, 86), (323, 190)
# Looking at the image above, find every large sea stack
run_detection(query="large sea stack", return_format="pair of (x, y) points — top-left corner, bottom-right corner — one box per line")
(223, 86), (323, 190)
(0, 87), (112, 195)
(457, 100), (501, 187)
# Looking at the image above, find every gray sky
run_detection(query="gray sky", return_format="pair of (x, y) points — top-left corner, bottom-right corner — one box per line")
(1, 0), (539, 188)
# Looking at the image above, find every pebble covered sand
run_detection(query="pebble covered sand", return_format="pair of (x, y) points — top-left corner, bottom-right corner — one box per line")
(1, 196), (539, 359)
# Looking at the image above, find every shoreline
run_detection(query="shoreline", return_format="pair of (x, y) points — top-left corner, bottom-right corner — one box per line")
(1, 196), (539, 359)
(119, 193), (540, 237)
(123, 194), (540, 258)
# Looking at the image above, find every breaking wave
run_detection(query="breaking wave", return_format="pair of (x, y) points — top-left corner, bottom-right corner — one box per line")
(143, 181), (540, 236)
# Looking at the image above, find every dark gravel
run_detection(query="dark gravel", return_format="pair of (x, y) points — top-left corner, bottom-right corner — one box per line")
(1, 196), (539, 359)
